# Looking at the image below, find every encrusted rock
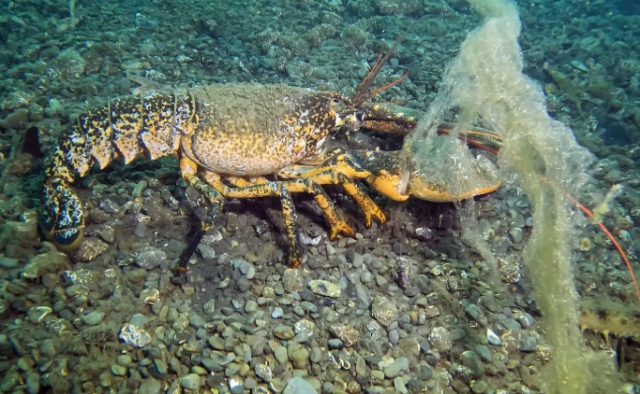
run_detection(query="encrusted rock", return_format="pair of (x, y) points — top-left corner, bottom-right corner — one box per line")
(120, 323), (152, 348)
(75, 237), (110, 262)
(329, 324), (359, 346)
(308, 279), (341, 298)
(429, 326), (452, 352)
(283, 268), (304, 292)
(371, 296), (398, 327)
(255, 363), (272, 382)
(135, 247), (167, 270)
(23, 252), (71, 279)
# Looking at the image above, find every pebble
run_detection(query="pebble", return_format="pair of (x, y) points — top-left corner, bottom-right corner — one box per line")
(389, 329), (399, 345)
(283, 377), (319, 394)
(116, 355), (132, 366)
(139, 378), (161, 394)
(328, 338), (344, 350)
(245, 300), (258, 313)
(274, 325), (295, 340)
(308, 280), (341, 298)
(135, 247), (167, 270)
(201, 358), (222, 373)
(154, 359), (168, 374)
(27, 306), (51, 323)
(372, 296), (398, 326)
(383, 357), (409, 379)
(272, 307), (284, 318)
(82, 311), (105, 325)
(111, 365), (127, 376)
(283, 268), (304, 292)
(471, 380), (488, 394)
(360, 271), (373, 284)
(40, 339), (56, 357)
(197, 244), (216, 260)
(180, 374), (200, 390)
(429, 326), (452, 352)
(394, 377), (408, 394)
(371, 370), (385, 381)
(520, 336), (538, 352)
(461, 350), (485, 377)
(255, 364), (273, 382)
(486, 328), (502, 346)
(475, 345), (492, 362)
(203, 299), (216, 314)
(26, 372), (40, 394)
(288, 343), (310, 369)
(275, 346), (289, 365)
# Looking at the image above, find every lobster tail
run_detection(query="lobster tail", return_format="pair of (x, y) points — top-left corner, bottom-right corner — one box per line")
(40, 92), (197, 250)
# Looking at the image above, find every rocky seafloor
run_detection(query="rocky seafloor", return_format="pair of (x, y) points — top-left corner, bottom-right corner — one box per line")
(1, 0), (640, 393)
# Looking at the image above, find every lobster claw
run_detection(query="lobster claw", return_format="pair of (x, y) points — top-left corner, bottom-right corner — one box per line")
(40, 179), (85, 250)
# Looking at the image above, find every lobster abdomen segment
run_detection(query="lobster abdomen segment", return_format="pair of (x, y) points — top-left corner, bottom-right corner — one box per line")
(41, 92), (197, 249)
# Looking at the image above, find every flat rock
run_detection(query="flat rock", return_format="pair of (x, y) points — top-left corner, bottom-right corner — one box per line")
(371, 296), (398, 327)
(308, 280), (340, 298)
(283, 377), (318, 394)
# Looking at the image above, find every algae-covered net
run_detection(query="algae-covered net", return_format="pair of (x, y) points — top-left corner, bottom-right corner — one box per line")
(405, 0), (624, 392)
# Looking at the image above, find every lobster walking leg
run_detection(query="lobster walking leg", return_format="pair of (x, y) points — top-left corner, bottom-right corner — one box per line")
(223, 176), (354, 240)
(177, 157), (225, 270)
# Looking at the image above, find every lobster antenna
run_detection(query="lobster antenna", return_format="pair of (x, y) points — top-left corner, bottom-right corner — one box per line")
(353, 37), (405, 106)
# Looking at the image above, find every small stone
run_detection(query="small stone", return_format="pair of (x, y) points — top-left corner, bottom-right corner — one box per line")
(372, 296), (398, 327)
(471, 380), (488, 394)
(111, 365), (127, 376)
(394, 377), (408, 394)
(475, 345), (492, 362)
(283, 269), (304, 292)
(181, 374), (200, 390)
(520, 336), (538, 352)
(27, 306), (52, 323)
(328, 324), (359, 346)
(328, 338), (344, 350)
(197, 244), (216, 260)
(204, 299), (216, 314)
(360, 271), (373, 284)
(272, 307), (283, 318)
(288, 343), (310, 369)
(255, 364), (272, 382)
(139, 378), (162, 394)
(461, 350), (485, 377)
(418, 365), (433, 381)
(283, 377), (318, 394)
(40, 339), (56, 357)
(26, 372), (40, 394)
(154, 359), (168, 374)
(273, 325), (294, 340)
(245, 300), (258, 313)
(486, 328), (502, 346)
(0, 257), (18, 268)
(308, 280), (341, 298)
(201, 358), (222, 373)
(429, 326), (452, 352)
(135, 247), (167, 270)
(371, 370), (385, 381)
(116, 355), (132, 366)
(383, 357), (409, 379)
(1, 369), (20, 392)
(189, 314), (206, 329)
(82, 311), (105, 326)
(275, 346), (288, 365)
(389, 329), (399, 345)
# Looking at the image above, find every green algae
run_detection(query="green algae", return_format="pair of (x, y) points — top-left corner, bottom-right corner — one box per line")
(406, 0), (625, 392)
